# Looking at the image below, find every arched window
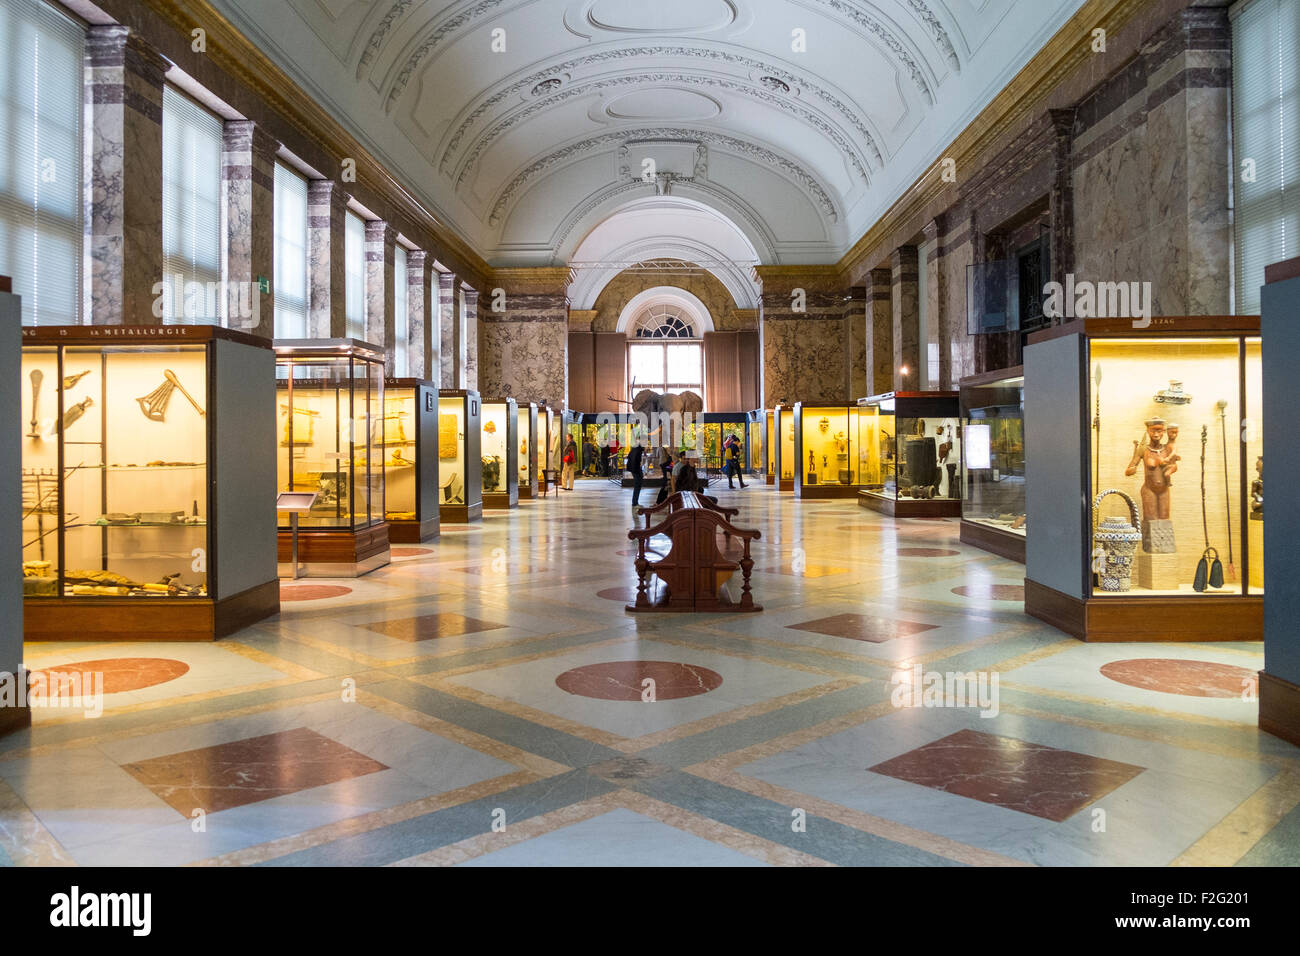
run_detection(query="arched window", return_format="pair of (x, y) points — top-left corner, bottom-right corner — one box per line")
(632, 305), (697, 338)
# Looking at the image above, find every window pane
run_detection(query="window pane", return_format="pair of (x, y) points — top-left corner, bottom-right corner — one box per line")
(628, 344), (664, 388)
(393, 244), (408, 376)
(0, 0), (83, 325)
(273, 163), (309, 338)
(345, 213), (366, 339)
(162, 86), (223, 325)
(665, 343), (701, 384)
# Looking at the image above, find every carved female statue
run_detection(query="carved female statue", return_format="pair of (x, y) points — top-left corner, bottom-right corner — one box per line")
(1124, 417), (1175, 552)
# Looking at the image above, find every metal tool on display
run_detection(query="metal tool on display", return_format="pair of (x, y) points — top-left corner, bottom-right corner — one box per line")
(52, 396), (94, 435)
(1194, 424), (1224, 592)
(62, 370), (90, 391)
(136, 369), (205, 422)
(28, 370), (42, 439)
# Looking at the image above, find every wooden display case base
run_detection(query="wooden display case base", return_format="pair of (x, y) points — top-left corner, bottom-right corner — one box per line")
(1024, 578), (1263, 642)
(483, 492), (518, 508)
(1260, 671), (1300, 748)
(858, 491), (962, 517)
(777, 479), (794, 491)
(277, 523), (391, 577)
(0, 702), (31, 739)
(960, 519), (1026, 562)
(519, 484), (539, 499)
(23, 579), (280, 642)
(765, 474), (774, 485)
(388, 517), (439, 543)
(441, 502), (482, 523)
(797, 483), (860, 499)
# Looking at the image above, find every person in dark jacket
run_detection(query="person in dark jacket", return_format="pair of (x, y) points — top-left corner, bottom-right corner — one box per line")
(626, 441), (645, 509)
(723, 434), (747, 488)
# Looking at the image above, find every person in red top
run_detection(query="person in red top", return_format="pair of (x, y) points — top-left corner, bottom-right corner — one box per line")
(562, 436), (578, 490)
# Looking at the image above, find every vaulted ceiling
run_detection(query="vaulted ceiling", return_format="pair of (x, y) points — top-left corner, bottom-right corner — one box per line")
(208, 0), (1087, 267)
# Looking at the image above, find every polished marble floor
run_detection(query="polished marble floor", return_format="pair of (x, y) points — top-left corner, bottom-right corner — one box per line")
(2, 481), (1297, 867)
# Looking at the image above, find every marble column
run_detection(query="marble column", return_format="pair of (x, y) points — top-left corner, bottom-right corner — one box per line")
(307, 180), (347, 338)
(407, 250), (435, 380)
(867, 268), (893, 395)
(364, 220), (395, 357)
(847, 287), (868, 399)
(1048, 108), (1076, 302)
(755, 267), (850, 406)
(463, 288), (479, 391)
(438, 272), (459, 388)
(221, 121), (278, 337)
(890, 247), (920, 391)
(478, 268), (569, 410)
(922, 218), (953, 388)
(85, 25), (167, 326)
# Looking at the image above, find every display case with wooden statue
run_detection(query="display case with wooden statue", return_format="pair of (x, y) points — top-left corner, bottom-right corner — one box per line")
(21, 325), (279, 639)
(1023, 316), (1262, 642)
(793, 403), (864, 498)
(517, 402), (539, 498)
(438, 389), (483, 522)
(856, 392), (963, 517)
(383, 377), (440, 542)
(481, 398), (519, 508)
(773, 404), (794, 491)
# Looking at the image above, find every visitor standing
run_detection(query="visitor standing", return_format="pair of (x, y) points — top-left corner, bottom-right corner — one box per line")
(626, 441), (644, 509)
(562, 436), (578, 490)
(723, 434), (747, 489)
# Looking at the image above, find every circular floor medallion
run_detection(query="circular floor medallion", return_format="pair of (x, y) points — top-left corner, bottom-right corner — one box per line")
(951, 584), (1025, 602)
(556, 660), (723, 700)
(894, 547), (961, 557)
(279, 584), (352, 601)
(596, 586), (640, 603)
(29, 657), (189, 695)
(392, 547), (433, 558)
(1099, 658), (1258, 698)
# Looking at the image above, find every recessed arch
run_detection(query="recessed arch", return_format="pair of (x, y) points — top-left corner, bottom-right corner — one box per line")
(616, 286), (716, 336)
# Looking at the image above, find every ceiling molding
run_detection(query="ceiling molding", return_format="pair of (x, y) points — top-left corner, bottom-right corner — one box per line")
(489, 127), (841, 228)
(800, 0), (940, 104)
(837, 0), (1148, 277)
(451, 69), (876, 189)
(906, 0), (961, 71)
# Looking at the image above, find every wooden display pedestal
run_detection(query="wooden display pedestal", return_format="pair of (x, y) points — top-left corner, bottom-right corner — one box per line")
(484, 492), (518, 509)
(1024, 578), (1262, 642)
(858, 491), (962, 517)
(23, 580), (280, 642)
(441, 503), (482, 523)
(960, 520), (1026, 563)
(277, 523), (390, 577)
(765, 474), (775, 485)
(1260, 672), (1300, 748)
(388, 517), (439, 543)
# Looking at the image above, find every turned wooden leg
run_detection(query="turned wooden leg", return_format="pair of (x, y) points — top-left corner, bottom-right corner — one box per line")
(634, 553), (650, 609)
(739, 543), (754, 609)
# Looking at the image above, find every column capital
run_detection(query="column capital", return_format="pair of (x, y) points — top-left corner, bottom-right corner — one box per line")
(1048, 107), (1077, 140)
(223, 120), (280, 162)
(407, 249), (428, 268)
(307, 178), (349, 212)
(86, 25), (170, 86)
(365, 219), (396, 245)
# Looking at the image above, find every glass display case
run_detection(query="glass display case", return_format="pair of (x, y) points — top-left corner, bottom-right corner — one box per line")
(774, 404), (795, 490)
(764, 410), (775, 484)
(540, 405), (559, 493)
(481, 398), (519, 507)
(21, 325), (280, 640)
(383, 377), (440, 542)
(793, 404), (863, 498)
(700, 413), (749, 477)
(438, 389), (483, 522)
(517, 402), (539, 499)
(856, 392), (963, 516)
(275, 339), (390, 575)
(749, 410), (764, 473)
(1023, 317), (1262, 642)
(959, 369), (1025, 561)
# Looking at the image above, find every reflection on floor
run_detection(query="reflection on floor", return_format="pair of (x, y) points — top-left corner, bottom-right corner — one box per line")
(2, 482), (1297, 867)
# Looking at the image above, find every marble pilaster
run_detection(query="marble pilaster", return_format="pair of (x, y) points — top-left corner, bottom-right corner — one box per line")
(307, 180), (347, 338)
(407, 250), (434, 379)
(890, 247), (920, 392)
(438, 272), (459, 388)
(222, 121), (278, 337)
(1048, 109), (1076, 298)
(478, 268), (569, 410)
(756, 267), (850, 406)
(867, 268), (893, 395)
(85, 25), (167, 326)
(364, 220), (395, 357)
(847, 288), (868, 400)
(922, 218), (954, 388)
(463, 288), (479, 391)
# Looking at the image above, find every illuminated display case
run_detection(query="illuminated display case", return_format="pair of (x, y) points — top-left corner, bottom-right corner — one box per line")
(1024, 317), (1262, 642)
(540, 405), (559, 492)
(438, 389), (483, 522)
(275, 339), (389, 576)
(774, 404), (795, 490)
(700, 413), (750, 477)
(21, 326), (279, 640)
(749, 410), (764, 473)
(793, 404), (863, 498)
(567, 412), (638, 478)
(856, 392), (963, 517)
(764, 410), (775, 484)
(383, 377), (440, 542)
(517, 402), (539, 498)
(959, 368), (1026, 561)
(481, 398), (519, 507)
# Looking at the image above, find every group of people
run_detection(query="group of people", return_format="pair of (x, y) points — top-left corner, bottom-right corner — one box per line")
(557, 431), (748, 508)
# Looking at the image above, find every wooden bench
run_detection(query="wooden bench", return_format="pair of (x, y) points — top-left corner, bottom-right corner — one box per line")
(626, 491), (761, 612)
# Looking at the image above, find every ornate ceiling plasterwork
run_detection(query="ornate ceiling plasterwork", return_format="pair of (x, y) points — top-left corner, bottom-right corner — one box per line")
(488, 127), (841, 226)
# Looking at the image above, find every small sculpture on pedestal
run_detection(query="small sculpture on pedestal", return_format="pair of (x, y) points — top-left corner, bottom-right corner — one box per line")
(1124, 417), (1176, 553)
(1250, 455), (1263, 521)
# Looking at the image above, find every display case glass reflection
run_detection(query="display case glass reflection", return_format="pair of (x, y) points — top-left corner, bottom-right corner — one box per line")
(961, 375), (1025, 537)
(857, 392), (962, 513)
(383, 384), (417, 520)
(796, 406), (858, 487)
(776, 405), (795, 487)
(276, 343), (385, 531)
(1088, 337), (1261, 597)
